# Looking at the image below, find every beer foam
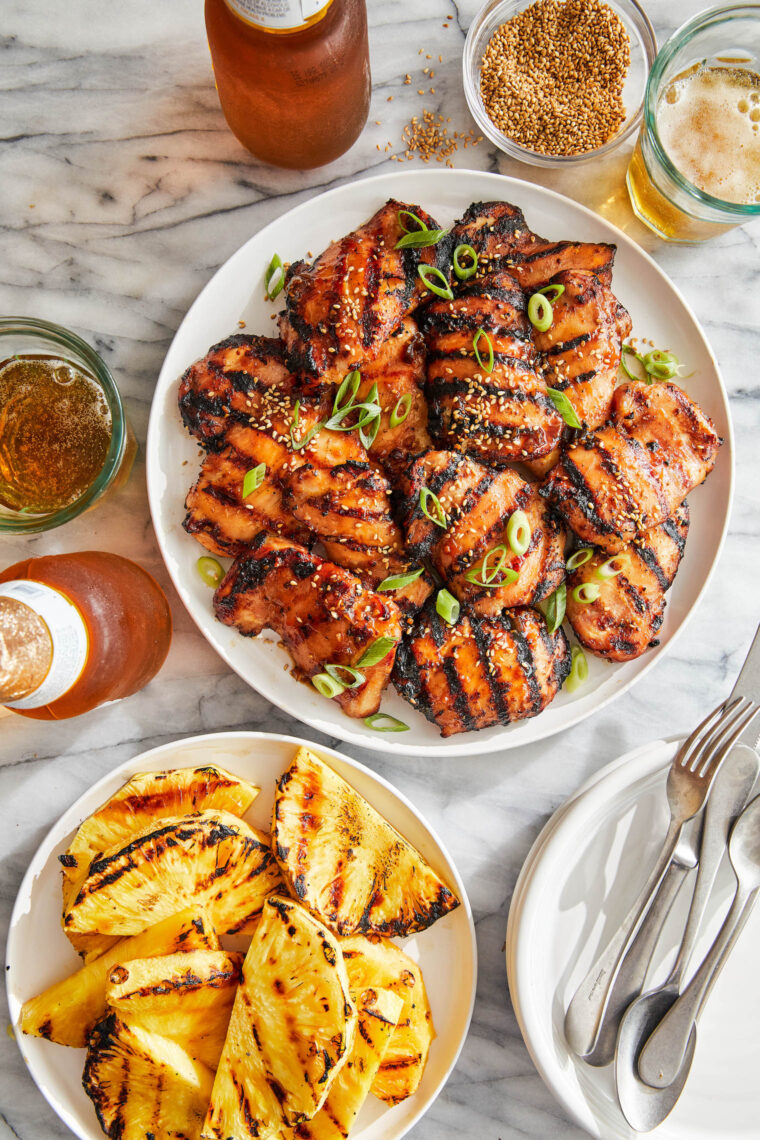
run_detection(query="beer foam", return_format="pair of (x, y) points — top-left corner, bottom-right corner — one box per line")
(657, 65), (760, 204)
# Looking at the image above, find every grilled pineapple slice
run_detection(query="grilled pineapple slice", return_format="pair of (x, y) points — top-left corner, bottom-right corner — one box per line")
(20, 909), (217, 1048)
(273, 748), (460, 936)
(61, 765), (259, 961)
(84, 1014), (214, 1140)
(105, 950), (242, 1070)
(341, 935), (434, 1105)
(203, 896), (356, 1140)
(285, 987), (403, 1140)
(64, 810), (282, 938)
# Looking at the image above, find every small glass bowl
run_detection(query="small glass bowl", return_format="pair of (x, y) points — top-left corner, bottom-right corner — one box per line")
(463, 0), (657, 167)
(0, 318), (135, 535)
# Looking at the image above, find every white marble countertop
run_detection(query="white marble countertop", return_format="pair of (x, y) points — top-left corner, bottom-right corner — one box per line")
(1, 1), (759, 1138)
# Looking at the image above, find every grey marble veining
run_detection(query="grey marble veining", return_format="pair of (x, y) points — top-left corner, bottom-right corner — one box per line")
(1, 1), (759, 1138)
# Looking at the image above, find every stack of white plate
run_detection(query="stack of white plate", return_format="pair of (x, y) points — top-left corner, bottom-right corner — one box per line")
(506, 738), (760, 1139)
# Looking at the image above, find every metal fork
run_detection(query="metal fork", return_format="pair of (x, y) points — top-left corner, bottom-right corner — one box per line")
(564, 694), (760, 1059)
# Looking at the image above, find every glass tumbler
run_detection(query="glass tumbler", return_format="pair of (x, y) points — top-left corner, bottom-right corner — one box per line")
(627, 4), (760, 242)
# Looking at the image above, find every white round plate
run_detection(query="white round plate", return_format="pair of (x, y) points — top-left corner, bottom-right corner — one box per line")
(506, 738), (760, 1139)
(146, 169), (733, 756)
(6, 731), (476, 1140)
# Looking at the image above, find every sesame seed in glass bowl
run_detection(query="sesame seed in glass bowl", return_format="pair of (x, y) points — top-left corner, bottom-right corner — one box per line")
(463, 0), (657, 168)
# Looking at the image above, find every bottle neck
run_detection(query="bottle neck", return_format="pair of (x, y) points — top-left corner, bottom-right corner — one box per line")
(0, 580), (89, 709)
(222, 0), (333, 33)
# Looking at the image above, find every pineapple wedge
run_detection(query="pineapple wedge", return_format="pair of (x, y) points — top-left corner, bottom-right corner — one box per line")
(272, 748), (460, 937)
(105, 949), (242, 1070)
(203, 896), (356, 1140)
(340, 935), (435, 1106)
(63, 810), (283, 938)
(20, 909), (217, 1048)
(284, 987), (403, 1140)
(61, 765), (259, 962)
(84, 1013), (214, 1140)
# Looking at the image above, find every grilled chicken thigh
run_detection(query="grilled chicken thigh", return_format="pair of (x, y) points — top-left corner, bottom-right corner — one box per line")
(279, 199), (449, 386)
(420, 270), (564, 464)
(355, 316), (431, 479)
(540, 381), (721, 553)
(449, 201), (616, 290)
(398, 451), (565, 614)
(394, 604), (571, 736)
(566, 503), (689, 660)
(214, 532), (402, 718)
(178, 334), (292, 450)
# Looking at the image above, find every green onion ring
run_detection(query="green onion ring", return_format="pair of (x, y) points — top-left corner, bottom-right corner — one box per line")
(325, 402), (380, 433)
(528, 292), (553, 332)
(264, 253), (284, 300)
(332, 370), (361, 415)
(324, 664), (366, 689)
(242, 463), (266, 498)
(538, 581), (566, 635)
(465, 544), (519, 588)
(473, 327), (495, 374)
(418, 264), (454, 300)
(538, 283), (566, 302)
(357, 636), (397, 668)
(595, 554), (629, 580)
(289, 399), (324, 451)
(312, 672), (345, 699)
(435, 588), (460, 625)
(419, 486), (448, 529)
(506, 509), (531, 556)
(546, 387), (582, 430)
(377, 567), (424, 592)
(363, 712), (410, 732)
(566, 548), (593, 571)
(453, 243), (478, 280)
(572, 582), (601, 604)
(398, 209), (428, 234)
(196, 556), (224, 588)
(565, 646), (589, 693)
(389, 393), (412, 428)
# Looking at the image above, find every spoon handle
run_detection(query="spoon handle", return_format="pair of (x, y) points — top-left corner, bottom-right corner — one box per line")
(638, 883), (757, 1088)
(564, 817), (681, 1057)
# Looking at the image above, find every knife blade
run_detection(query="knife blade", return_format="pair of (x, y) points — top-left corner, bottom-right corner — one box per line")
(728, 624), (760, 748)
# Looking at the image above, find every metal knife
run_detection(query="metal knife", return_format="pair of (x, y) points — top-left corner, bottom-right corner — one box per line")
(729, 624), (760, 748)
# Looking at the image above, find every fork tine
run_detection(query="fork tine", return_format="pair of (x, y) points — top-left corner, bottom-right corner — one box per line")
(696, 702), (760, 778)
(674, 697), (741, 770)
(690, 696), (750, 773)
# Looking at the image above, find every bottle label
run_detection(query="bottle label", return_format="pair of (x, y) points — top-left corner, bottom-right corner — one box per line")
(224, 0), (331, 31)
(0, 581), (89, 709)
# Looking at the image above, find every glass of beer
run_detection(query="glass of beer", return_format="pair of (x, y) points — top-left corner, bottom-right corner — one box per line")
(627, 4), (760, 242)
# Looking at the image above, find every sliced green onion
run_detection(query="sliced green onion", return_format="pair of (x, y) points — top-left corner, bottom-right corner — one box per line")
(395, 227), (448, 250)
(566, 646), (589, 693)
(538, 582), (566, 635)
(360, 413), (381, 450)
(357, 636), (397, 668)
(620, 343), (646, 382)
(528, 292), (553, 332)
(473, 327), (495, 374)
(546, 387), (582, 430)
(242, 463), (266, 498)
(312, 672), (345, 699)
(538, 283), (566, 302)
(566, 548), (593, 571)
(398, 209), (428, 234)
(377, 567), (425, 592)
(572, 581), (601, 604)
(324, 663), (366, 689)
(453, 243), (478, 280)
(325, 402), (380, 433)
(419, 486), (447, 529)
(363, 712), (410, 732)
(389, 393), (412, 428)
(264, 253), (284, 300)
(290, 399), (324, 451)
(465, 544), (519, 588)
(506, 509), (531, 556)
(436, 588), (460, 625)
(595, 554), (629, 580)
(333, 370), (361, 415)
(197, 556), (224, 588)
(418, 264), (454, 300)
(642, 349), (679, 380)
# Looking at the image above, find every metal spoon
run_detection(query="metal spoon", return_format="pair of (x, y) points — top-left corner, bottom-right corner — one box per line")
(615, 785), (760, 1132)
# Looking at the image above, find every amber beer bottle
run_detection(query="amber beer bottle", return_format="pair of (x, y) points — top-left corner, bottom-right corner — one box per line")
(205, 0), (371, 169)
(0, 552), (172, 720)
